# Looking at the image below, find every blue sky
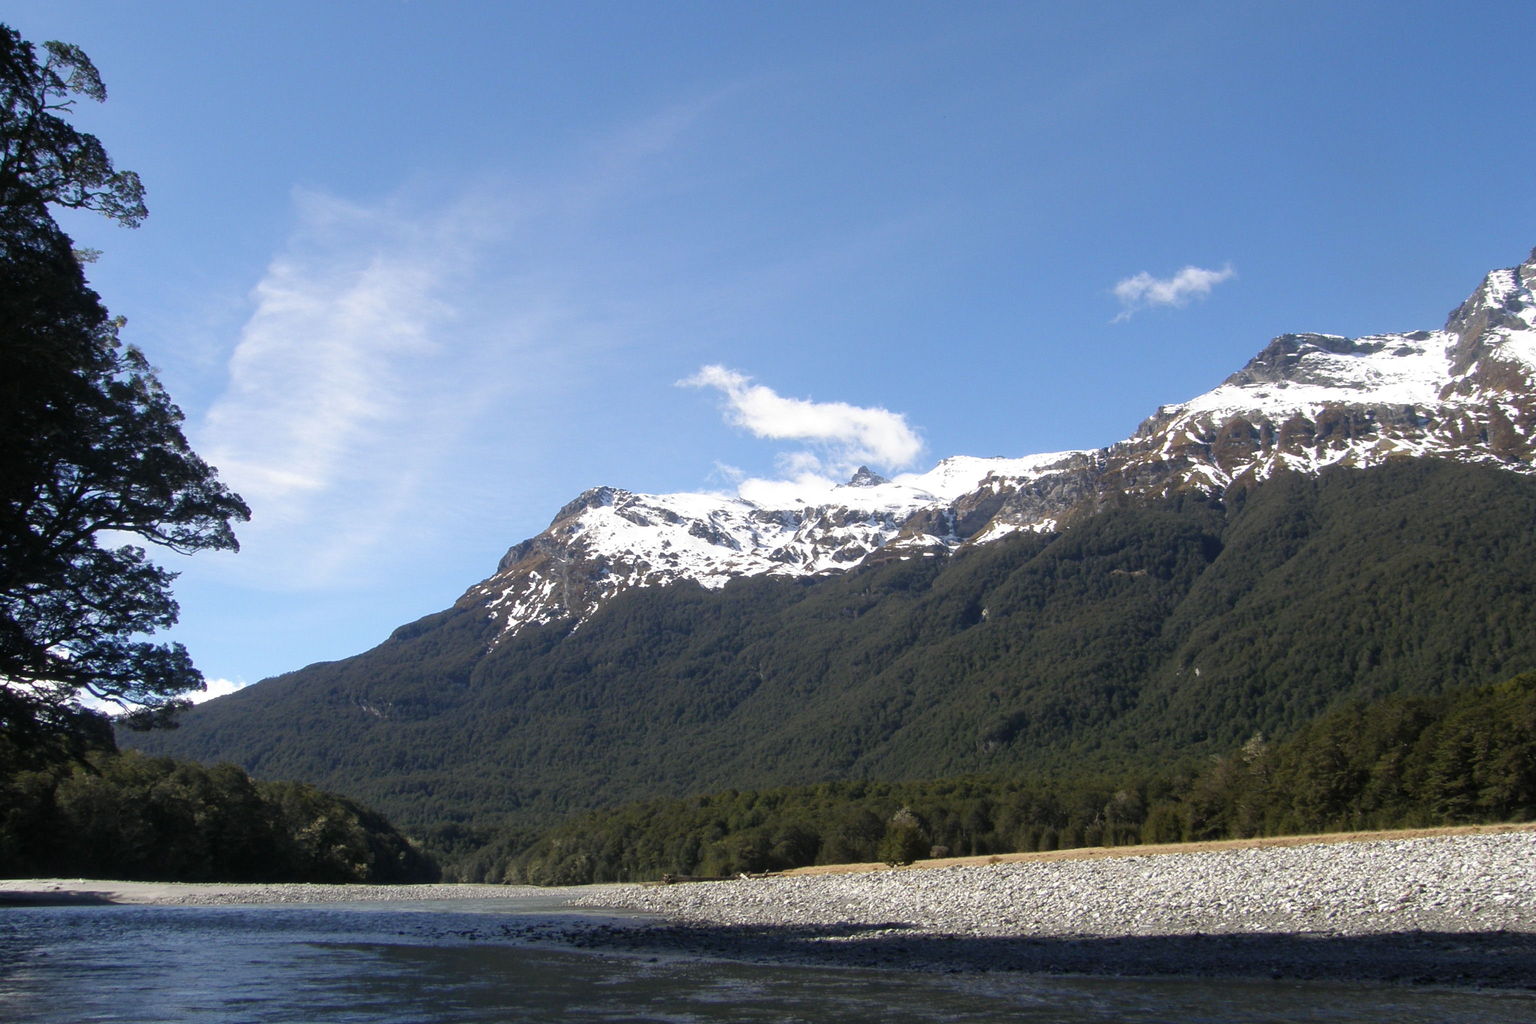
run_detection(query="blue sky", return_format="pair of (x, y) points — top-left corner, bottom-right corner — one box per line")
(9, 1), (1536, 695)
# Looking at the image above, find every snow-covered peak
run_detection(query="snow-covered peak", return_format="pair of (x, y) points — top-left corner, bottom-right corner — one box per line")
(467, 451), (1088, 638)
(1164, 330), (1454, 425)
(892, 452), (1090, 501)
(1456, 260), (1536, 373)
(1462, 261), (1535, 323)
(470, 246), (1536, 641)
(843, 466), (889, 488)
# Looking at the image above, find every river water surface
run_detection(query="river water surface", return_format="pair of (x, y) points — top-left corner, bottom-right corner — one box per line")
(2, 894), (1532, 1023)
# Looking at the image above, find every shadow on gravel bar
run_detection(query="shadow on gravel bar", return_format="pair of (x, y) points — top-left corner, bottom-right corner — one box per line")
(529, 920), (1536, 989)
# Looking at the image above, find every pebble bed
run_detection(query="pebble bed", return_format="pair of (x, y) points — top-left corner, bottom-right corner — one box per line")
(560, 831), (1536, 985)
(574, 832), (1536, 938)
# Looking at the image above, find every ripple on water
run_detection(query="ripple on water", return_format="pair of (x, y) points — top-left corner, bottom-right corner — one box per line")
(2, 902), (1533, 1023)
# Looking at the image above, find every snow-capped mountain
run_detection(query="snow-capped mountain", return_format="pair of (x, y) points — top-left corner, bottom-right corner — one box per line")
(464, 247), (1536, 641)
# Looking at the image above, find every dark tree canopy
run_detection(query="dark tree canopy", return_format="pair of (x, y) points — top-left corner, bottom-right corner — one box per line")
(0, 28), (146, 224)
(0, 24), (248, 769)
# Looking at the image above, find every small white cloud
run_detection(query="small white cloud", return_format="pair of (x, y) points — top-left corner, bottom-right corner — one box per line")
(70, 675), (246, 713)
(189, 677), (249, 703)
(680, 365), (924, 488)
(708, 461), (746, 486)
(1112, 263), (1235, 322)
(737, 472), (845, 508)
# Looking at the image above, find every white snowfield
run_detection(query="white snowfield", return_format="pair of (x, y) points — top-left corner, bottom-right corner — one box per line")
(475, 456), (1082, 635)
(1174, 334), (1451, 422)
(472, 251), (1536, 640)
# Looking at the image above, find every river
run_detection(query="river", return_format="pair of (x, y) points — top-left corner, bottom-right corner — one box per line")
(2, 894), (1532, 1022)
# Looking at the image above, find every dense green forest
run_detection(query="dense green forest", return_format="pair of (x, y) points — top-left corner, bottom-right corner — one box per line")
(131, 460), (1536, 838)
(15, 664), (1525, 885)
(0, 748), (437, 882)
(465, 671), (1536, 884)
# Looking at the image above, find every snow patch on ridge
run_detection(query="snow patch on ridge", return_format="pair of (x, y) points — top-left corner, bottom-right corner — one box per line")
(892, 452), (1087, 501)
(1170, 332), (1453, 424)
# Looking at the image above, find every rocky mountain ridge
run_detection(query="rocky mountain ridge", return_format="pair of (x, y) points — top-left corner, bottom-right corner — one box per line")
(461, 248), (1536, 642)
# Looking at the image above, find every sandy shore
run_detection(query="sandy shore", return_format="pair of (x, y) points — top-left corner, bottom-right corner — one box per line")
(6, 826), (1536, 987)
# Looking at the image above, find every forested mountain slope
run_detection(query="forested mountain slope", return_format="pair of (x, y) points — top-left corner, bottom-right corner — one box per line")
(132, 459), (1536, 832)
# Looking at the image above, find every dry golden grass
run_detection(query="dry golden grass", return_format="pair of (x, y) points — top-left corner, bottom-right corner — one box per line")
(773, 821), (1536, 877)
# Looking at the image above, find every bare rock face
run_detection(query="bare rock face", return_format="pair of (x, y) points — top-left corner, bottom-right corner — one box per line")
(465, 247), (1536, 641)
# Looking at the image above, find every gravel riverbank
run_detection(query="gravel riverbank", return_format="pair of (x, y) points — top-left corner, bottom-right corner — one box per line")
(565, 830), (1536, 986)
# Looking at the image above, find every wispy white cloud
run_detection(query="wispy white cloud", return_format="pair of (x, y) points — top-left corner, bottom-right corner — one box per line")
(1112, 263), (1235, 322)
(192, 98), (719, 592)
(570, 94), (723, 208)
(204, 192), (454, 503)
(680, 365), (924, 497)
(196, 191), (479, 585)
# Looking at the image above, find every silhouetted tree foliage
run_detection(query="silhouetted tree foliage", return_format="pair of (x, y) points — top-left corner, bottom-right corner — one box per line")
(0, 23), (247, 759)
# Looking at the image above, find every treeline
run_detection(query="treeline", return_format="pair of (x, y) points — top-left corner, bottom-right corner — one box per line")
(472, 671), (1536, 884)
(1182, 669), (1536, 839)
(0, 748), (438, 883)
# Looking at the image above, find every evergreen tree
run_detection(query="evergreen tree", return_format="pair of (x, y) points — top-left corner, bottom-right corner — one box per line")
(878, 806), (930, 866)
(0, 24), (248, 769)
